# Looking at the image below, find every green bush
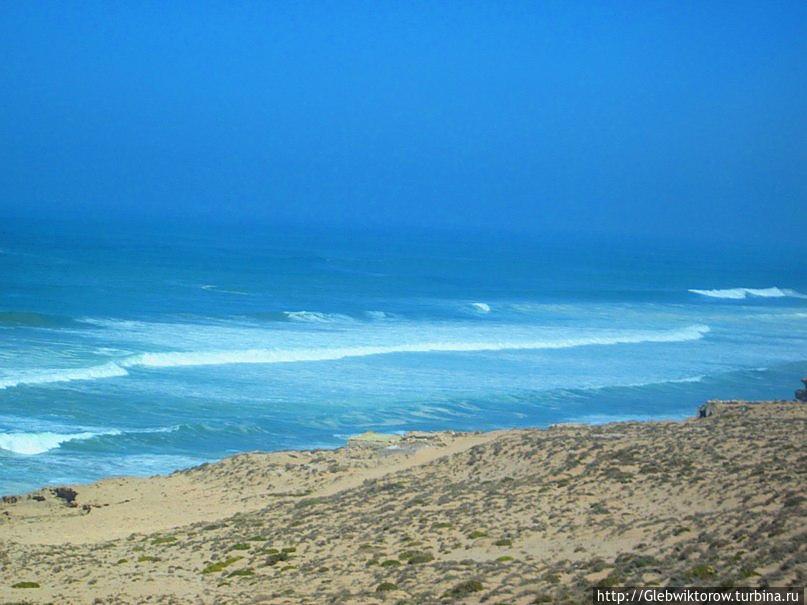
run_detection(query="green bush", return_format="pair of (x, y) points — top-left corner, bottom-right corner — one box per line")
(202, 556), (243, 574)
(264, 551), (290, 566)
(444, 580), (483, 598)
(399, 550), (434, 564)
(380, 559), (401, 567)
(689, 564), (716, 580)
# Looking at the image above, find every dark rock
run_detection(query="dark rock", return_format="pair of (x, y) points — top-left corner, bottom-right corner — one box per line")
(53, 487), (78, 505)
(1, 495), (18, 504)
(698, 401), (719, 418)
(31, 495), (45, 502)
(796, 378), (807, 402)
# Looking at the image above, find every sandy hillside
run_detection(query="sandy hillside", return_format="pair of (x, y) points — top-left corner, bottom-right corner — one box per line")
(0, 401), (804, 604)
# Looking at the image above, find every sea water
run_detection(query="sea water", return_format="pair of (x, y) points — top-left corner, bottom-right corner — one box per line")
(1, 222), (805, 494)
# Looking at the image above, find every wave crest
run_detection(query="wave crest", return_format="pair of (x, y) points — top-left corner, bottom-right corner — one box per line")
(0, 362), (128, 390)
(283, 311), (352, 323)
(120, 324), (709, 368)
(0, 429), (122, 455)
(689, 287), (807, 300)
(0, 324), (709, 389)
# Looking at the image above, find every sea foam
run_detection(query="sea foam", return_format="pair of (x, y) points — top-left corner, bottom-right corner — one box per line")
(283, 311), (352, 323)
(0, 429), (122, 455)
(689, 287), (807, 300)
(0, 324), (710, 388)
(0, 362), (129, 390)
(120, 324), (709, 368)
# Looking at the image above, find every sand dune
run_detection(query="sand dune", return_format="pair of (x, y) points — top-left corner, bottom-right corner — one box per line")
(0, 401), (804, 603)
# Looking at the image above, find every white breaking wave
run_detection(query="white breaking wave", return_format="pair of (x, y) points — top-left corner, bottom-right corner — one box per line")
(689, 287), (807, 300)
(470, 302), (491, 313)
(0, 429), (122, 455)
(0, 324), (710, 389)
(120, 324), (709, 368)
(0, 362), (129, 390)
(283, 311), (352, 323)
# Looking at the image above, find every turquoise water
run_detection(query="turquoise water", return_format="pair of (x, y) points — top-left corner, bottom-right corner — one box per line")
(1, 223), (805, 494)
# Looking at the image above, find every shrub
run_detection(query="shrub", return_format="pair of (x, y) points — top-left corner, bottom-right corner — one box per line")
(264, 552), (290, 566)
(376, 582), (398, 592)
(689, 564), (716, 580)
(399, 550), (434, 564)
(202, 557), (243, 574)
(12, 581), (40, 589)
(380, 559), (401, 567)
(444, 580), (483, 598)
(596, 573), (623, 588)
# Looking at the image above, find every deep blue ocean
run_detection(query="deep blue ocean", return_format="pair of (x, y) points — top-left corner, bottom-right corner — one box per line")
(1, 222), (805, 494)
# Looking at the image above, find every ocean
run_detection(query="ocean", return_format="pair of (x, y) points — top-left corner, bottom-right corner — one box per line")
(1, 222), (805, 494)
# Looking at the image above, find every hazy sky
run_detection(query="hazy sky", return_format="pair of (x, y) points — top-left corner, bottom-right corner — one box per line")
(1, 1), (805, 243)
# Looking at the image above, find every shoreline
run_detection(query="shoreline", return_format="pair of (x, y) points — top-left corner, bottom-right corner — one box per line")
(0, 399), (804, 603)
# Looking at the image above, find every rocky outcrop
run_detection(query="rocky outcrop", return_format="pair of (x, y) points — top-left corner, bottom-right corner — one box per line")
(697, 400), (749, 417)
(796, 378), (807, 402)
(698, 401), (719, 418)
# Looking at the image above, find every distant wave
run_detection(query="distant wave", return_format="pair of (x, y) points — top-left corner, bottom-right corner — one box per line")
(0, 362), (129, 390)
(201, 284), (250, 296)
(0, 429), (122, 455)
(255, 310), (392, 323)
(689, 287), (807, 300)
(364, 310), (395, 320)
(470, 302), (491, 313)
(0, 324), (709, 389)
(283, 311), (353, 323)
(121, 324), (709, 368)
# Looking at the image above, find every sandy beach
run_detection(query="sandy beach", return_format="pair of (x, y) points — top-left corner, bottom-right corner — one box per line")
(0, 400), (804, 604)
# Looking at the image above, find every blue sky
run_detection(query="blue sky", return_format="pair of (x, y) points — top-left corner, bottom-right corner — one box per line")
(0, 1), (805, 243)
